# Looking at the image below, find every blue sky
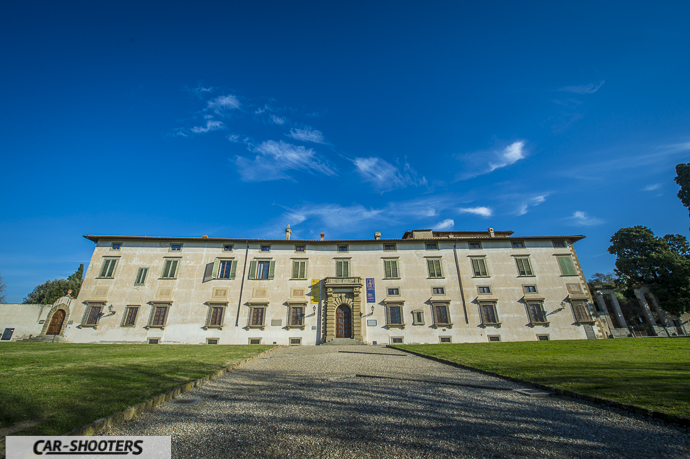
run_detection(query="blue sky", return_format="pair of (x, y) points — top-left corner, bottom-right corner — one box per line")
(1, 1), (689, 302)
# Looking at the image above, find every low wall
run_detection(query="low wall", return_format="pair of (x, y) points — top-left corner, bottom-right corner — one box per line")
(0, 303), (51, 341)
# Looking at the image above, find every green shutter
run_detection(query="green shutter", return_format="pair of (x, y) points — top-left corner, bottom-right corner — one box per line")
(212, 258), (220, 279)
(558, 256), (576, 276)
(230, 260), (237, 279)
(473, 258), (487, 277)
(336, 260), (343, 277)
(170, 260), (179, 278)
(343, 260), (349, 277)
(162, 260), (170, 278)
(292, 261), (299, 279)
(105, 259), (116, 278)
(248, 261), (257, 279)
(268, 261), (276, 279)
(427, 259), (434, 277)
(391, 260), (399, 278)
(298, 261), (306, 279)
(384, 260), (392, 278)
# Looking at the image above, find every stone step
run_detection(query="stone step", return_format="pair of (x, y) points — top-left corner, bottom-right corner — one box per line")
(16, 336), (63, 343)
(322, 338), (367, 345)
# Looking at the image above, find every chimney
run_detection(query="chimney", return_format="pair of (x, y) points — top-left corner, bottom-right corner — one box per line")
(285, 224), (291, 240)
(374, 232), (381, 240)
(320, 232), (325, 241)
(488, 227), (495, 238)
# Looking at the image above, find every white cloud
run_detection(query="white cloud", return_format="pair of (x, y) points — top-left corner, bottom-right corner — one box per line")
(235, 140), (335, 182)
(227, 134), (240, 143)
(642, 184), (661, 191)
(190, 120), (225, 134)
(435, 219), (455, 230)
(271, 115), (286, 125)
(515, 194), (548, 216)
(288, 127), (325, 144)
(571, 211), (604, 226)
(458, 207), (493, 217)
(353, 157), (427, 193)
(285, 204), (383, 229)
(207, 94), (240, 113)
(559, 80), (605, 94)
(457, 140), (527, 180)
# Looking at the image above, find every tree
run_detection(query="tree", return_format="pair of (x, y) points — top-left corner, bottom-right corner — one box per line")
(0, 271), (6, 303)
(608, 226), (690, 315)
(23, 264), (84, 305)
(675, 163), (690, 217)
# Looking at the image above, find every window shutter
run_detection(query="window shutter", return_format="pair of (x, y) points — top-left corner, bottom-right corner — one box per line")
(212, 258), (220, 279)
(162, 260), (170, 278)
(384, 260), (392, 278)
(558, 257), (576, 276)
(170, 260), (179, 277)
(248, 261), (257, 279)
(336, 260), (343, 277)
(105, 259), (116, 278)
(230, 260), (237, 279)
(343, 260), (349, 277)
(471, 259), (480, 276)
(268, 261), (276, 279)
(299, 261), (306, 279)
(391, 260), (399, 278)
(427, 259), (434, 277)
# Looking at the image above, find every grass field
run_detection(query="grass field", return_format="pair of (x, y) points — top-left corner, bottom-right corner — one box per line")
(394, 339), (690, 418)
(0, 343), (273, 437)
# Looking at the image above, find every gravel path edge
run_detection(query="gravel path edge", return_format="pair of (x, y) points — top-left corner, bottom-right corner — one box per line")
(62, 346), (279, 437)
(389, 345), (690, 428)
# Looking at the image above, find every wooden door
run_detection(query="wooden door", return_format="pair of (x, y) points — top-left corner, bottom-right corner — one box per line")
(336, 305), (351, 338)
(46, 310), (65, 335)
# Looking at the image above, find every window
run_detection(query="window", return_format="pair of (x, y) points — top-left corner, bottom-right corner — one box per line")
(82, 304), (103, 326)
(387, 305), (403, 326)
(148, 339), (159, 344)
(295, 245), (305, 252)
(223, 244), (233, 252)
(261, 245), (271, 252)
(111, 243), (122, 250)
(427, 259), (443, 278)
(207, 339), (218, 345)
(537, 335), (549, 341)
(249, 260), (275, 280)
(567, 283), (582, 293)
(292, 260), (307, 279)
(469, 242), (481, 249)
(134, 267), (148, 286)
(432, 287), (445, 295)
(384, 244), (396, 251)
(249, 338), (261, 345)
(557, 256), (578, 276)
(524, 285), (538, 294)
(290, 338), (302, 345)
(572, 301), (593, 323)
(433, 304), (451, 325)
(335, 259), (350, 277)
(387, 288), (400, 296)
(412, 310), (425, 325)
(426, 243), (438, 250)
(338, 245), (348, 252)
(170, 244), (182, 252)
(512, 241), (525, 248)
(439, 337), (452, 343)
(122, 306), (139, 327)
(161, 259), (180, 279)
(383, 259), (400, 278)
(99, 258), (118, 278)
(471, 258), (489, 277)
(553, 240), (566, 248)
(391, 337), (404, 344)
(515, 257), (533, 276)
(289, 306), (305, 328)
(480, 303), (499, 325)
(489, 336), (501, 342)
(215, 259), (236, 279)
(149, 304), (170, 328)
(478, 286), (491, 294)
(249, 307), (266, 328)
(207, 305), (225, 328)
(527, 302), (548, 324)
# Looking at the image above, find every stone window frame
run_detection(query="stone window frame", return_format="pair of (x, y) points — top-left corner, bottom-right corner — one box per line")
(248, 259), (275, 280)
(248, 337), (262, 345)
(289, 337), (302, 345)
(426, 242), (438, 250)
(110, 242), (122, 251)
(390, 336), (404, 344)
(477, 300), (501, 327)
(431, 286), (446, 296)
(212, 257), (237, 280)
(470, 256), (489, 277)
(513, 255), (534, 277)
(439, 336), (452, 343)
(134, 267), (149, 286)
(537, 334), (550, 341)
(430, 300), (453, 328)
(205, 302), (228, 329)
(160, 257), (181, 279)
(412, 309), (425, 325)
(571, 300), (595, 324)
(287, 301), (307, 330)
(148, 338), (160, 344)
(291, 258), (308, 280)
(206, 338), (219, 345)
(383, 258), (401, 279)
(488, 335), (501, 342)
(169, 243), (183, 252)
(552, 240), (566, 248)
(146, 302), (172, 329)
(512, 240), (526, 249)
(387, 287), (401, 297)
(294, 245), (306, 253)
(426, 257), (444, 279)
(260, 245), (271, 252)
(556, 254), (578, 276)
(335, 258), (351, 278)
(337, 244), (349, 253)
(383, 243), (397, 251)
(98, 257), (119, 279)
(81, 302), (105, 328)
(247, 302), (268, 329)
(566, 283), (583, 293)
(223, 244), (234, 252)
(468, 241), (482, 249)
(526, 301), (549, 326)
(477, 285), (492, 295)
(384, 301), (405, 329)
(523, 284), (538, 294)
(121, 305), (139, 327)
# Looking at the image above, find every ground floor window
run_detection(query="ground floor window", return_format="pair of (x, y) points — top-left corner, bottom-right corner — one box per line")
(122, 306), (139, 327)
(479, 302), (500, 325)
(527, 302), (548, 325)
(571, 301), (593, 323)
(433, 304), (451, 326)
(288, 306), (305, 328)
(387, 304), (404, 327)
(82, 303), (104, 327)
(248, 306), (266, 328)
(148, 303), (171, 328)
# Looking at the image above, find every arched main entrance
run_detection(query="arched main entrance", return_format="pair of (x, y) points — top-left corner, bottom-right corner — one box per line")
(336, 305), (352, 338)
(46, 309), (66, 335)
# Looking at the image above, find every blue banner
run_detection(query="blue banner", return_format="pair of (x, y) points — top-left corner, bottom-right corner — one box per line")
(366, 278), (375, 303)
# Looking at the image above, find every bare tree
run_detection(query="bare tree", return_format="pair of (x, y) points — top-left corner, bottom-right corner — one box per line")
(0, 271), (6, 303)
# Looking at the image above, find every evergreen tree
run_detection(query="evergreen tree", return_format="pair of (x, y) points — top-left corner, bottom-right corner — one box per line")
(675, 163), (690, 217)
(23, 264), (84, 305)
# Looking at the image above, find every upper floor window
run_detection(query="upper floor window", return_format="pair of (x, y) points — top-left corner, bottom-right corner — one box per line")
(383, 259), (400, 279)
(295, 245), (306, 252)
(557, 256), (578, 276)
(427, 259), (443, 278)
(99, 258), (119, 278)
(223, 244), (233, 252)
(134, 267), (148, 286)
(387, 288), (400, 296)
(170, 244), (182, 252)
(260, 245), (271, 252)
(512, 241), (525, 248)
(384, 244), (396, 251)
(524, 285), (538, 294)
(515, 257), (533, 276)
(111, 243), (122, 250)
(217, 260), (235, 279)
(432, 287), (445, 295)
(471, 257), (489, 277)
(161, 259), (180, 279)
(338, 245), (349, 252)
(469, 242), (481, 249)
(250, 260), (274, 279)
(336, 259), (350, 277)
(478, 286), (491, 294)
(292, 260), (307, 279)
(552, 240), (566, 248)
(426, 243), (438, 250)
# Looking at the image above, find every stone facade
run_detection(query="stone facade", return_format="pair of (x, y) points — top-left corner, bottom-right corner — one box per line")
(2, 228), (624, 345)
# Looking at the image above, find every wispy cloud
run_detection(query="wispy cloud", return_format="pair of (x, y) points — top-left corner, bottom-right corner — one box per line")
(227, 134), (240, 143)
(190, 120), (226, 134)
(435, 219), (455, 230)
(559, 80), (605, 94)
(235, 140), (335, 182)
(571, 211), (604, 226)
(288, 127), (325, 144)
(457, 141), (526, 180)
(353, 157), (427, 193)
(515, 194), (548, 216)
(270, 115), (286, 125)
(285, 203), (383, 229)
(207, 94), (240, 113)
(642, 184), (661, 191)
(458, 207), (493, 217)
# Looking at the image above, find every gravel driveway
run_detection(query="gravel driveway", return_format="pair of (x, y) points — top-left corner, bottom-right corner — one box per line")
(104, 345), (690, 458)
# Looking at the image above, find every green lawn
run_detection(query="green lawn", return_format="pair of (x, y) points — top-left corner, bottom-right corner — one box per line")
(394, 339), (690, 418)
(0, 343), (273, 437)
